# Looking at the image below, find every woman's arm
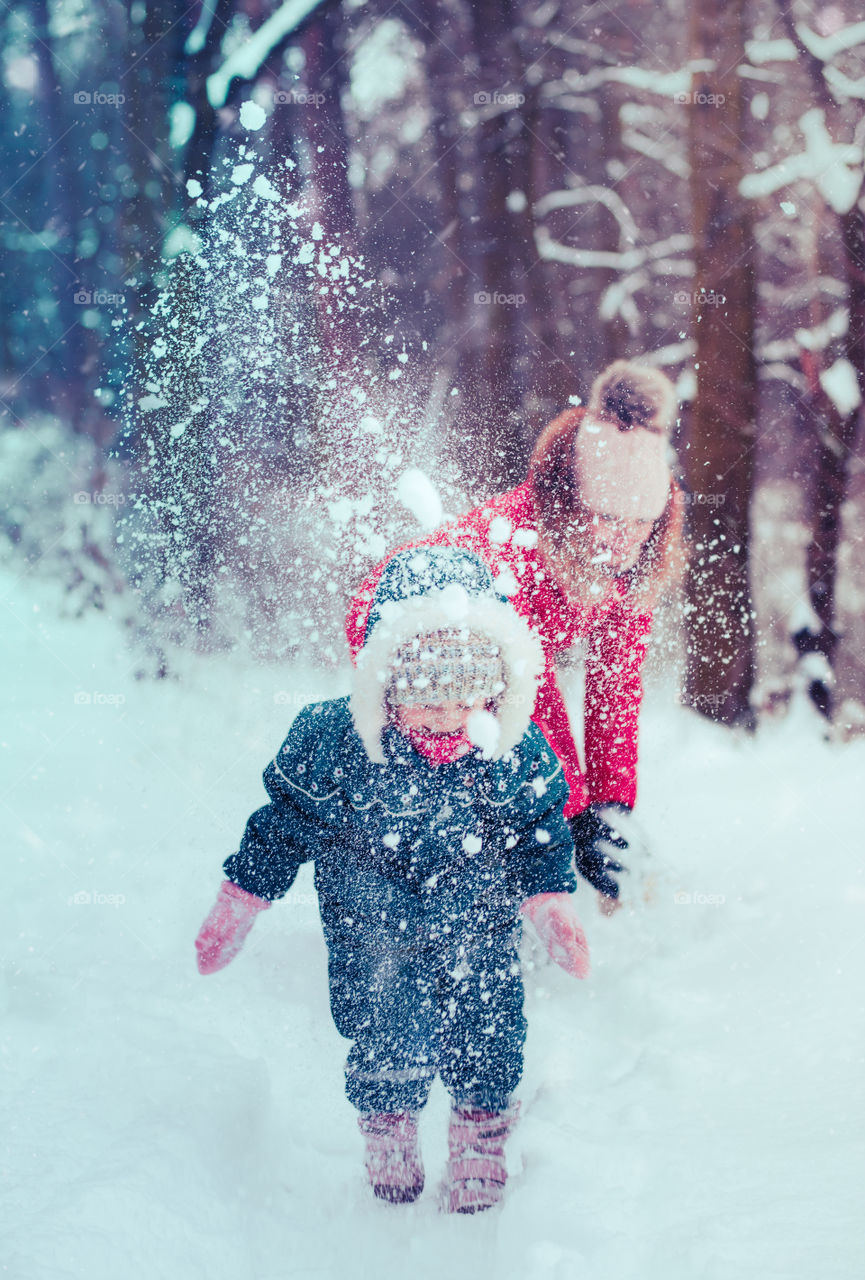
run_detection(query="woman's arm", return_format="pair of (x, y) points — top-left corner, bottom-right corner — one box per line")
(583, 605), (653, 808)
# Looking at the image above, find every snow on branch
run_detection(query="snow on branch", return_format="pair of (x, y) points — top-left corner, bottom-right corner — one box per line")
(534, 184), (639, 242)
(207, 0), (331, 108)
(739, 109), (862, 214)
(620, 104), (689, 177)
(746, 23), (865, 65)
(538, 88), (601, 119)
(546, 62), (699, 100)
(759, 306), (849, 361)
(819, 358), (862, 416)
(745, 38), (798, 63)
(824, 66), (865, 100)
(598, 272), (648, 332)
(796, 19), (865, 62)
(535, 223), (691, 275)
(186, 0), (218, 56)
(641, 339), (696, 369)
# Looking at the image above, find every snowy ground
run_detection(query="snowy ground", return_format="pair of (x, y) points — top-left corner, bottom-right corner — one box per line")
(2, 567), (864, 1280)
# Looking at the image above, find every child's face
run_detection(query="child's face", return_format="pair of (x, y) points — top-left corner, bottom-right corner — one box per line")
(394, 701), (477, 736)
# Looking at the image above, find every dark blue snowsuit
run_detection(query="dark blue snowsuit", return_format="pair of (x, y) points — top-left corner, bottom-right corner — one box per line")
(223, 696), (576, 1113)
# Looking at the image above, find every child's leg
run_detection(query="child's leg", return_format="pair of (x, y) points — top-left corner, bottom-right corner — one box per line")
(340, 949), (440, 1115)
(328, 945), (440, 1203)
(443, 1101), (521, 1214)
(357, 1110), (424, 1204)
(435, 931), (526, 1213)
(436, 931), (526, 1112)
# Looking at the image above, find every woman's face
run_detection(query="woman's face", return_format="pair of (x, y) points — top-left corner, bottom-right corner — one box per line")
(584, 511), (656, 573)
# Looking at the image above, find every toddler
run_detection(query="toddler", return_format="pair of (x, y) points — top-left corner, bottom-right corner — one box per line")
(195, 548), (590, 1213)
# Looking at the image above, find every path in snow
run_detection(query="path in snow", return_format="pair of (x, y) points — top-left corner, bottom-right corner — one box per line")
(2, 571), (863, 1280)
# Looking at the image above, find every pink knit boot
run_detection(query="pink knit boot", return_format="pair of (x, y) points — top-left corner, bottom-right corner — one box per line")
(357, 1111), (424, 1204)
(441, 1101), (520, 1214)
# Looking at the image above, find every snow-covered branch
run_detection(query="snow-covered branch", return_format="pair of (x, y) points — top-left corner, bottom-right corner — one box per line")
(739, 109), (862, 215)
(619, 104), (689, 178)
(207, 0), (332, 108)
(796, 19), (865, 62)
(534, 184), (640, 242)
(535, 226), (691, 274)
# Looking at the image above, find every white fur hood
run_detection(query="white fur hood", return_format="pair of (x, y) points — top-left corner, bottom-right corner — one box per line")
(350, 573), (545, 765)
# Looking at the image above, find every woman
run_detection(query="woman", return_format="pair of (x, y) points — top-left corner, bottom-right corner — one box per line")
(346, 360), (686, 911)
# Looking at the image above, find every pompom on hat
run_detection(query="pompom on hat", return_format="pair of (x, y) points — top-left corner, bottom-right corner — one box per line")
(575, 361), (677, 521)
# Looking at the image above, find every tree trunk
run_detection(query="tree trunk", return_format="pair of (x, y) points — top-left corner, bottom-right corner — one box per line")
(683, 0), (757, 725)
(775, 0), (865, 718)
(455, 0), (544, 486)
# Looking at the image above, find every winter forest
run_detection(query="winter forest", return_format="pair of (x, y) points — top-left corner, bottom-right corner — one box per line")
(2, 0), (864, 1277)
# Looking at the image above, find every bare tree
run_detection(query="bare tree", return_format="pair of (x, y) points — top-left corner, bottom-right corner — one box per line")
(682, 0), (757, 726)
(775, 0), (865, 718)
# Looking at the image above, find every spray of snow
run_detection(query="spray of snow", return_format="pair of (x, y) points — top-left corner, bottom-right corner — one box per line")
(395, 468), (443, 530)
(238, 100), (267, 132)
(819, 359), (862, 416)
(467, 708), (500, 759)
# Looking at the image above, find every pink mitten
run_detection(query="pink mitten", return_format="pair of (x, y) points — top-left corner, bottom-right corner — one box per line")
(195, 880), (271, 975)
(521, 892), (591, 979)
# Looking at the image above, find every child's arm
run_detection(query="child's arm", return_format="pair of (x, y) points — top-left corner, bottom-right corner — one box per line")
(196, 704), (342, 974)
(195, 881), (271, 974)
(521, 893), (590, 979)
(514, 736), (590, 979)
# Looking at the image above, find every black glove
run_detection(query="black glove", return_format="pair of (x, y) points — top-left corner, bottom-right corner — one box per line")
(569, 804), (631, 899)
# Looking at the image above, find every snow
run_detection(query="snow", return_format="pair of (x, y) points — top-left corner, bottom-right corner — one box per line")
(466, 709), (500, 759)
(739, 109), (862, 215)
(350, 18), (419, 119)
(238, 100), (267, 132)
(251, 174), (280, 202)
(745, 38), (797, 63)
(820, 358), (862, 416)
(170, 103), (196, 150)
(2, 570), (864, 1279)
(161, 223), (204, 260)
(137, 392), (169, 412)
(796, 18), (865, 61)
(185, 0), (218, 56)
(206, 0), (329, 108)
(395, 468), (443, 530)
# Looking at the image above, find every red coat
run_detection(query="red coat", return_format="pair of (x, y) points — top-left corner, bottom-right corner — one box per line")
(345, 481), (652, 818)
